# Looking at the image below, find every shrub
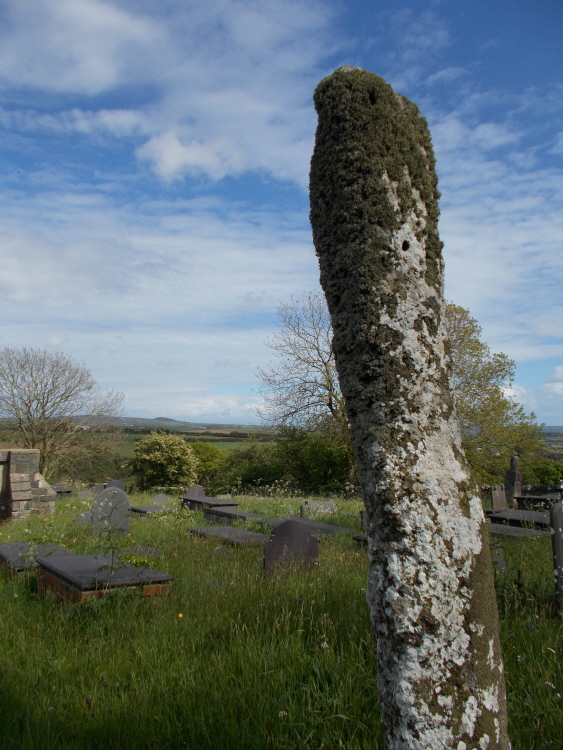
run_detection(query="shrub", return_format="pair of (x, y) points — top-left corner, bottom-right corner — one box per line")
(129, 430), (198, 489)
(209, 442), (285, 494)
(189, 442), (225, 483)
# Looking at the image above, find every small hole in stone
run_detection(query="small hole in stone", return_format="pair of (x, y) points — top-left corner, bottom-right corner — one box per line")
(402, 240), (410, 251)
(369, 90), (377, 106)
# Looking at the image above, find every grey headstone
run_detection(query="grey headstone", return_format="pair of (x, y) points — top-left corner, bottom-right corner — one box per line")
(183, 484), (206, 500)
(129, 505), (180, 515)
(107, 479), (127, 492)
(36, 554), (173, 591)
(360, 510), (368, 530)
(153, 493), (170, 505)
(300, 499), (338, 517)
(504, 456), (523, 507)
(491, 485), (507, 511)
(188, 526), (270, 547)
(550, 503), (563, 603)
(91, 484), (106, 495)
(92, 487), (130, 535)
(78, 490), (94, 501)
(263, 519), (318, 574)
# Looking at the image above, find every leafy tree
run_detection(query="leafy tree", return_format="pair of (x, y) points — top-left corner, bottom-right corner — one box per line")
(276, 426), (353, 493)
(0, 346), (123, 478)
(519, 458), (563, 486)
(209, 442), (285, 495)
(129, 431), (198, 489)
(189, 442), (225, 483)
(446, 304), (542, 483)
(258, 294), (541, 486)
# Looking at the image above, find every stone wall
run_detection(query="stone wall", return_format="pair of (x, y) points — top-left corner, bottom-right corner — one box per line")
(0, 449), (56, 521)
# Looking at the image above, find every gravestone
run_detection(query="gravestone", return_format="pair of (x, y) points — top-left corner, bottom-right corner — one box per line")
(92, 487), (130, 534)
(78, 490), (94, 501)
(550, 503), (563, 604)
(263, 519), (318, 574)
(491, 485), (507, 511)
(107, 479), (127, 492)
(188, 526), (270, 547)
(300, 499), (337, 517)
(181, 495), (239, 511)
(0, 542), (75, 574)
(488, 509), (549, 529)
(488, 523), (548, 539)
(51, 484), (73, 496)
(504, 455), (523, 508)
(91, 484), (106, 495)
(36, 554), (173, 602)
(183, 484), (205, 500)
(75, 511), (93, 526)
(153, 493), (170, 505)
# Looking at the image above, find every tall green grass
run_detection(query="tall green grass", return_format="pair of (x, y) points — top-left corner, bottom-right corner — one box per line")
(0, 495), (561, 749)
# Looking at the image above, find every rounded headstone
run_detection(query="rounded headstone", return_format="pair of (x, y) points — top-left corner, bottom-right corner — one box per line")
(92, 487), (130, 535)
(264, 519), (318, 574)
(107, 479), (127, 492)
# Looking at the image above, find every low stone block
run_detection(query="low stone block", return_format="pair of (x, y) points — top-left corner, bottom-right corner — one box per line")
(300, 499), (338, 518)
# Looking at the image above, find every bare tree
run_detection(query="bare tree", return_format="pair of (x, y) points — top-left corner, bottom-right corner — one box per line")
(257, 293), (347, 431)
(0, 347), (124, 477)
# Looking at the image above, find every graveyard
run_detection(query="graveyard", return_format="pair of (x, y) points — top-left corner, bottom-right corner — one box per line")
(0, 485), (561, 749)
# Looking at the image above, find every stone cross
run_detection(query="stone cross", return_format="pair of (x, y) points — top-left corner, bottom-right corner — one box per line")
(310, 67), (509, 749)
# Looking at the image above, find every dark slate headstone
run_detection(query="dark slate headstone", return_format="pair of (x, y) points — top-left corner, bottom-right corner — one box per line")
(257, 515), (354, 536)
(36, 554), (173, 591)
(92, 487), (130, 534)
(504, 456), (523, 508)
(181, 495), (240, 510)
(0, 542), (75, 573)
(107, 479), (127, 492)
(263, 519), (318, 574)
(550, 503), (563, 604)
(129, 505), (180, 515)
(488, 523), (548, 539)
(78, 490), (94, 501)
(91, 484), (106, 496)
(188, 526), (270, 547)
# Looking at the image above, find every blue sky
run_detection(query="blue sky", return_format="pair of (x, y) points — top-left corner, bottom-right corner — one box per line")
(0, 0), (562, 424)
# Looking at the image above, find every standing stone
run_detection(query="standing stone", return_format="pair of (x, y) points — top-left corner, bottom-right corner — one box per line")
(92, 487), (130, 534)
(107, 479), (127, 492)
(504, 455), (523, 508)
(310, 67), (509, 750)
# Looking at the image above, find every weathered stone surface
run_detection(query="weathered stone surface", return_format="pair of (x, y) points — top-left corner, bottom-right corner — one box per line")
(488, 523), (548, 539)
(203, 507), (263, 524)
(0, 542), (74, 573)
(300, 499), (338, 517)
(106, 479), (127, 492)
(256, 515), (353, 536)
(504, 455), (523, 507)
(92, 487), (130, 534)
(490, 484), (507, 511)
(488, 509), (549, 529)
(310, 67), (508, 749)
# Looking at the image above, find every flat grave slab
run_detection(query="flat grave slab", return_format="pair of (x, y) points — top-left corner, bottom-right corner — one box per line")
(488, 510), (549, 528)
(0, 543), (75, 574)
(203, 507), (263, 524)
(487, 523), (549, 539)
(353, 534), (368, 546)
(188, 526), (270, 547)
(36, 554), (173, 602)
(51, 484), (73, 496)
(515, 495), (560, 512)
(129, 506), (180, 515)
(181, 496), (240, 510)
(256, 515), (354, 536)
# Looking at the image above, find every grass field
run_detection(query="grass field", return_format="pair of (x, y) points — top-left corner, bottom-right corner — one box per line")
(119, 435), (248, 459)
(0, 493), (562, 749)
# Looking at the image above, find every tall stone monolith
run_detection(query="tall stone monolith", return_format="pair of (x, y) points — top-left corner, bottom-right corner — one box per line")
(310, 67), (509, 750)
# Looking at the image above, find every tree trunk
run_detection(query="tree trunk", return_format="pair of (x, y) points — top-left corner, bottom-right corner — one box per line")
(310, 67), (510, 750)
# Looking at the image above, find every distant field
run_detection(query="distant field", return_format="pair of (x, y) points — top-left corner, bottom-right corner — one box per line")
(118, 435), (249, 458)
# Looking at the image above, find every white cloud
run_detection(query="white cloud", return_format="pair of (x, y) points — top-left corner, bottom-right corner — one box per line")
(542, 367), (563, 399)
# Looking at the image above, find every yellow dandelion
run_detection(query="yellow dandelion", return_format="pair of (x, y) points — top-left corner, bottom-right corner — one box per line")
(178, 613), (183, 618)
